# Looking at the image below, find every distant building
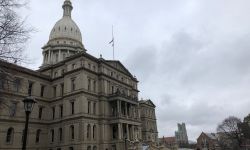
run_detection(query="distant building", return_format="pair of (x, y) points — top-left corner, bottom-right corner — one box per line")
(159, 136), (178, 150)
(175, 123), (189, 147)
(196, 132), (220, 150)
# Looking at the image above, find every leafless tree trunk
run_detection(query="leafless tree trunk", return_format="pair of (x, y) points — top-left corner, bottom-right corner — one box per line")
(0, 0), (32, 63)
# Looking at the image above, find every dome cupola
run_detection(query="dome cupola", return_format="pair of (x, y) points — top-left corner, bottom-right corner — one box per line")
(41, 0), (85, 67)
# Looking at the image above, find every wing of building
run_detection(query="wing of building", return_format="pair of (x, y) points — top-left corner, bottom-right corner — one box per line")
(0, 0), (158, 150)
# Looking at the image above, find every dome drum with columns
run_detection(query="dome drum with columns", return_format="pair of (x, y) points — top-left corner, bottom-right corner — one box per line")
(42, 0), (85, 66)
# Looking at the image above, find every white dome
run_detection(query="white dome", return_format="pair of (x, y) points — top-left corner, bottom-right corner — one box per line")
(49, 17), (82, 43)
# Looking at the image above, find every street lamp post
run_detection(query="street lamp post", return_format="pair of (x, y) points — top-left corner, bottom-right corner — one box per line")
(22, 97), (36, 150)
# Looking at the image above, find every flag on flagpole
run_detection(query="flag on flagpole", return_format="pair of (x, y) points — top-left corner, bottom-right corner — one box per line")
(109, 25), (115, 60)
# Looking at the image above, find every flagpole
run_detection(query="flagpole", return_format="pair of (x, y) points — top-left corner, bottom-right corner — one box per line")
(112, 25), (115, 60)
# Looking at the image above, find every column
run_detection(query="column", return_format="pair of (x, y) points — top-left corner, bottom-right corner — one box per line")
(125, 102), (128, 117)
(118, 123), (122, 139)
(131, 125), (135, 140)
(117, 100), (119, 117)
(126, 124), (130, 140)
(59, 49), (61, 61)
(48, 50), (51, 63)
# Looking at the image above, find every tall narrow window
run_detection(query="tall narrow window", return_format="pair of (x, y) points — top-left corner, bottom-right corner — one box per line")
(13, 78), (20, 92)
(93, 80), (96, 92)
(87, 124), (91, 139)
(70, 125), (74, 140)
(53, 86), (57, 97)
(60, 105), (63, 118)
(93, 103), (96, 115)
(71, 78), (76, 91)
(6, 127), (14, 143)
(0, 79), (4, 89)
(87, 78), (91, 91)
(51, 129), (54, 142)
(38, 107), (43, 119)
(71, 101), (74, 115)
(36, 129), (41, 143)
(61, 83), (64, 96)
(28, 81), (33, 96)
(52, 107), (55, 119)
(93, 125), (96, 140)
(88, 102), (91, 114)
(40, 85), (45, 97)
(9, 102), (17, 117)
(59, 128), (62, 142)
(72, 64), (76, 70)
(69, 147), (74, 150)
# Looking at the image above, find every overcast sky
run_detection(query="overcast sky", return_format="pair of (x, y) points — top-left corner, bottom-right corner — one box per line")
(20, 0), (250, 141)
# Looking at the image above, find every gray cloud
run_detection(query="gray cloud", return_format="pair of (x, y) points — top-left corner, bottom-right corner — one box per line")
(21, 0), (250, 141)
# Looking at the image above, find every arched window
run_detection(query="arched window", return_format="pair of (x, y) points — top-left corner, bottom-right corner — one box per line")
(6, 127), (14, 143)
(87, 146), (91, 150)
(59, 128), (63, 141)
(36, 129), (41, 143)
(70, 125), (74, 140)
(51, 129), (54, 142)
(93, 125), (96, 140)
(93, 146), (97, 150)
(87, 124), (91, 139)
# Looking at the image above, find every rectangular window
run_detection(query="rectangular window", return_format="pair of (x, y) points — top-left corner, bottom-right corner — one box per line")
(53, 86), (57, 97)
(88, 101), (91, 114)
(71, 78), (76, 91)
(13, 78), (20, 92)
(71, 102), (74, 115)
(52, 107), (55, 119)
(87, 78), (91, 91)
(38, 107), (43, 119)
(0, 79), (4, 89)
(60, 105), (63, 118)
(28, 81), (33, 96)
(93, 80), (96, 92)
(9, 102), (17, 117)
(61, 83), (64, 96)
(40, 85), (45, 97)
(72, 64), (76, 70)
(93, 102), (96, 115)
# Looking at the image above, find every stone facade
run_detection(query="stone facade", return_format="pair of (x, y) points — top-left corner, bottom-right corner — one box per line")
(196, 132), (220, 150)
(0, 0), (158, 150)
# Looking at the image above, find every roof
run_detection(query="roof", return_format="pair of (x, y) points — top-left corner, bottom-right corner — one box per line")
(204, 133), (218, 140)
(139, 99), (156, 107)
(160, 137), (176, 143)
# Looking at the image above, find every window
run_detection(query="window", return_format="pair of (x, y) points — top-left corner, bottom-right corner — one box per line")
(111, 86), (114, 94)
(60, 83), (64, 96)
(40, 85), (45, 97)
(59, 128), (63, 142)
(72, 64), (76, 70)
(54, 72), (58, 77)
(28, 81), (33, 96)
(69, 147), (74, 150)
(60, 105), (63, 118)
(87, 146), (91, 150)
(93, 80), (96, 92)
(88, 63), (91, 69)
(38, 107), (43, 119)
(52, 107), (55, 119)
(93, 125), (96, 140)
(87, 78), (91, 91)
(53, 86), (57, 97)
(6, 127), (14, 143)
(71, 101), (74, 115)
(87, 124), (91, 139)
(71, 78), (76, 91)
(88, 102), (91, 114)
(56, 54), (59, 62)
(36, 129), (41, 143)
(9, 102), (17, 117)
(93, 65), (96, 71)
(51, 129), (54, 142)
(70, 125), (74, 140)
(93, 146), (97, 150)
(13, 78), (20, 92)
(93, 102), (96, 115)
(0, 79), (4, 89)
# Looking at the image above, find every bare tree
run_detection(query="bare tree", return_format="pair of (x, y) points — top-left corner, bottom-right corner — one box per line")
(0, 0), (32, 63)
(217, 116), (243, 149)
